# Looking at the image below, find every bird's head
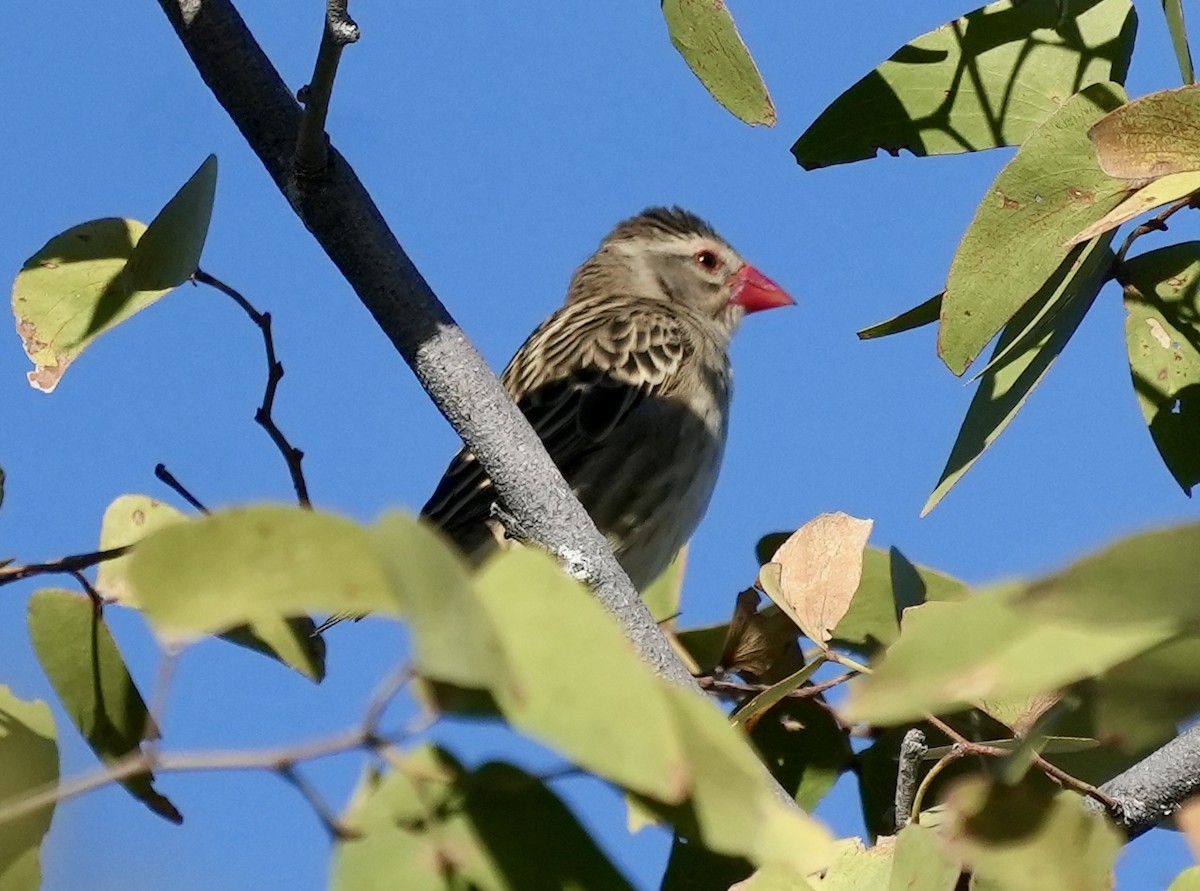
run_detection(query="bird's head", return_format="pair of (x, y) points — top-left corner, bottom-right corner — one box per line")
(567, 207), (794, 336)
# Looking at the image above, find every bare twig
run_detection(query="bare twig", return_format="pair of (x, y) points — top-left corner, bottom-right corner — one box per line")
(894, 728), (927, 831)
(697, 670), (856, 702)
(911, 748), (965, 823)
(193, 270), (310, 507)
(155, 463), (210, 513)
(294, 0), (359, 176)
(0, 546), (129, 588)
(278, 764), (358, 839)
(1112, 193), (1200, 269)
(924, 714), (1120, 813)
(0, 664), (415, 830)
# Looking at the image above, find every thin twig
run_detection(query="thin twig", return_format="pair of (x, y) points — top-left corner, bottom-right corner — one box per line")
(0, 546), (129, 588)
(894, 728), (928, 831)
(924, 714), (1120, 813)
(155, 463), (209, 513)
(698, 670), (857, 702)
(294, 0), (360, 176)
(1112, 193), (1200, 269)
(194, 269), (310, 506)
(0, 660), (416, 830)
(278, 764), (358, 839)
(70, 570), (104, 610)
(911, 748), (965, 823)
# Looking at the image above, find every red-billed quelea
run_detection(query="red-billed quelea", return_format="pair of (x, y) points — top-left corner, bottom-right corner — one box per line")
(319, 208), (791, 632)
(423, 206), (793, 589)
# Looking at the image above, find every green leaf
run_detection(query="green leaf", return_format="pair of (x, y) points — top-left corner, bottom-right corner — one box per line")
(332, 747), (633, 890)
(857, 294), (942, 341)
(120, 155), (217, 297)
(832, 546), (968, 654)
(1020, 521), (1200, 625)
(731, 661), (824, 732)
(938, 82), (1127, 374)
(95, 494), (189, 607)
(661, 684), (834, 874)
(731, 865), (817, 890)
(923, 234), (1116, 515)
(127, 505), (399, 641)
(1121, 243), (1200, 493)
(26, 589), (180, 823)
(842, 586), (1176, 726)
(1089, 85), (1200, 178)
(1163, 0), (1196, 85)
(889, 823), (960, 891)
(99, 496), (325, 681)
(0, 686), (57, 891)
(661, 0), (775, 126)
(942, 777), (1121, 891)
(372, 512), (508, 690)
(749, 698), (852, 813)
(792, 0), (1136, 169)
(643, 546), (688, 625)
(474, 549), (688, 804)
(11, 156), (217, 393)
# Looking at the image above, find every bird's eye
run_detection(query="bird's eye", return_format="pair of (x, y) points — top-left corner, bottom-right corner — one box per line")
(694, 249), (722, 272)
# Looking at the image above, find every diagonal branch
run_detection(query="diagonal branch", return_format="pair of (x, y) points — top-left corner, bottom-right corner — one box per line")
(153, 0), (696, 692)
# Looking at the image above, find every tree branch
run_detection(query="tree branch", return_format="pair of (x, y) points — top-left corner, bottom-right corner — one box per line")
(152, 0), (696, 691)
(1095, 723), (1200, 838)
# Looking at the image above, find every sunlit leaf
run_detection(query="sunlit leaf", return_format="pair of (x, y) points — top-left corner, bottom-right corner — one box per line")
(1169, 866), (1200, 891)
(127, 505), (398, 641)
(474, 549), (689, 804)
(662, 0), (775, 126)
(938, 82), (1126, 374)
(97, 495), (325, 681)
(793, 0), (1135, 169)
(1121, 243), (1200, 493)
(0, 686), (57, 891)
(924, 234), (1116, 514)
(842, 586), (1176, 726)
(1162, 0), (1196, 86)
(27, 589), (180, 823)
(807, 838), (894, 890)
(1068, 171), (1200, 246)
(11, 156), (216, 393)
(1090, 85), (1200, 178)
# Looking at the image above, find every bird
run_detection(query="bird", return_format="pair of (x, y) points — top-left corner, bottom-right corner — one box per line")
(317, 207), (792, 632)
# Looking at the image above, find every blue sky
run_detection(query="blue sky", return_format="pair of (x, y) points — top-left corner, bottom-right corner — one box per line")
(2, 1), (1196, 888)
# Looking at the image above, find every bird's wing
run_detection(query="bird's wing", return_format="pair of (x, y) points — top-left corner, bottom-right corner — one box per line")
(421, 300), (690, 542)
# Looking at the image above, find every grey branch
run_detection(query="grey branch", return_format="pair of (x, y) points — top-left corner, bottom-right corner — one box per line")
(893, 728), (927, 832)
(1096, 723), (1200, 838)
(154, 0), (696, 692)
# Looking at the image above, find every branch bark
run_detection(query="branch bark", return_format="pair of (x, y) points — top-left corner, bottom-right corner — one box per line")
(153, 0), (696, 689)
(1096, 723), (1200, 839)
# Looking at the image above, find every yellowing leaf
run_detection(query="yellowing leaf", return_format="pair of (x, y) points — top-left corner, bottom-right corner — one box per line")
(1090, 84), (1200, 178)
(764, 513), (874, 645)
(1067, 170), (1200, 245)
(95, 494), (188, 607)
(11, 156), (216, 392)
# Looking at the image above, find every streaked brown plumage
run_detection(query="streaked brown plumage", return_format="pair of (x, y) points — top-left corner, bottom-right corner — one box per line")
(420, 206), (793, 590)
